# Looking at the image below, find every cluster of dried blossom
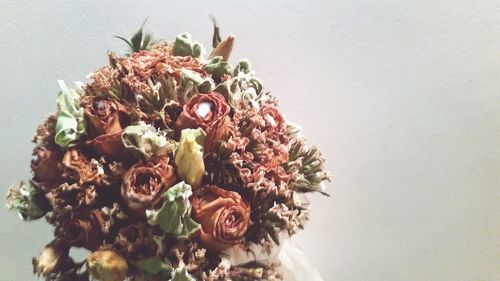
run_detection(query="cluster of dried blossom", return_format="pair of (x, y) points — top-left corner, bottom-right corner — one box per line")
(6, 24), (330, 281)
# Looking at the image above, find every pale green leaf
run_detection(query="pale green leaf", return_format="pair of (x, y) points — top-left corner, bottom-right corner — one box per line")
(54, 80), (86, 148)
(5, 181), (50, 221)
(172, 33), (204, 58)
(180, 69), (214, 93)
(146, 182), (200, 240)
(121, 122), (174, 161)
(204, 56), (233, 82)
(136, 256), (172, 277)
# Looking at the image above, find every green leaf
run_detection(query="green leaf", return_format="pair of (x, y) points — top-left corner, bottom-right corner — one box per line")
(180, 69), (214, 93)
(5, 181), (50, 220)
(233, 59), (252, 75)
(233, 59), (263, 94)
(121, 122), (174, 161)
(213, 59), (264, 109)
(204, 56), (233, 82)
(170, 267), (195, 281)
(54, 80), (86, 148)
(136, 256), (172, 277)
(146, 182), (200, 240)
(115, 19), (156, 54)
(130, 20), (145, 52)
(143, 32), (154, 49)
(114, 36), (134, 51)
(172, 33), (204, 58)
(209, 15), (222, 48)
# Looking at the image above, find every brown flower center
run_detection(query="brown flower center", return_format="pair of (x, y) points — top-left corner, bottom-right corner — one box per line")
(134, 173), (161, 195)
(224, 212), (241, 228)
(66, 222), (84, 242)
(93, 100), (112, 118)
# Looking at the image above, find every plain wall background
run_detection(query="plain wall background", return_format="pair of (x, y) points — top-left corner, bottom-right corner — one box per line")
(1, 1), (499, 280)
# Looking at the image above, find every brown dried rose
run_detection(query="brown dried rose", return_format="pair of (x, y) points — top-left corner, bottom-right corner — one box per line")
(84, 97), (126, 136)
(32, 113), (57, 147)
(62, 210), (107, 250)
(83, 96), (128, 159)
(33, 239), (70, 277)
(31, 147), (64, 188)
(120, 157), (176, 216)
(176, 92), (231, 153)
(191, 185), (250, 251)
(62, 149), (108, 186)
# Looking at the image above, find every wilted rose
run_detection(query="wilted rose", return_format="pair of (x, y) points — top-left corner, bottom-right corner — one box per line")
(191, 185), (250, 251)
(63, 210), (107, 250)
(62, 149), (108, 186)
(83, 96), (128, 159)
(120, 157), (176, 216)
(33, 113), (57, 147)
(33, 239), (69, 277)
(31, 147), (64, 188)
(175, 92), (231, 153)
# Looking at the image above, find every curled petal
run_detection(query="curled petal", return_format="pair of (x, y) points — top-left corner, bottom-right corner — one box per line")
(87, 132), (126, 160)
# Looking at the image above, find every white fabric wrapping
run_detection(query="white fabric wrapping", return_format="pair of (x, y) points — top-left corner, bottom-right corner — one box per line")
(277, 239), (324, 281)
(222, 236), (324, 281)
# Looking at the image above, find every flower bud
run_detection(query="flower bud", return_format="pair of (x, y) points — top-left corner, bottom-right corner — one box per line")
(209, 34), (235, 61)
(87, 250), (128, 281)
(175, 128), (206, 188)
(33, 239), (69, 277)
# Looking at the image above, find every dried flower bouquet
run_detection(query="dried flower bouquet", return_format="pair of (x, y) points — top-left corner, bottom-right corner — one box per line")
(6, 19), (330, 281)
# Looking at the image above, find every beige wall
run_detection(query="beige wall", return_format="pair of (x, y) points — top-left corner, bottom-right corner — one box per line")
(0, 1), (499, 280)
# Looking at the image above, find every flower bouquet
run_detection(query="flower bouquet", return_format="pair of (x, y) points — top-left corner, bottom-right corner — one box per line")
(6, 19), (330, 281)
